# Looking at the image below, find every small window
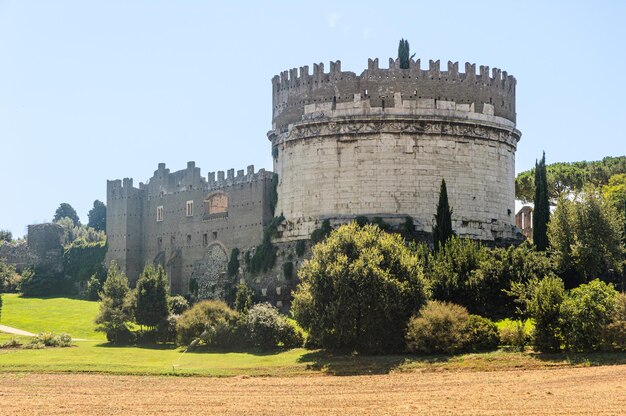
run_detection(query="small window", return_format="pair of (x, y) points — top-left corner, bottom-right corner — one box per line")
(187, 234), (192, 244)
(203, 233), (208, 246)
(212, 231), (217, 239)
(156, 206), (164, 222)
(157, 237), (162, 250)
(171, 235), (175, 245)
(186, 200), (193, 217)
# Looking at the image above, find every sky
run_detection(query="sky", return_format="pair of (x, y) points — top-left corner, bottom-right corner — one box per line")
(1, 1), (625, 238)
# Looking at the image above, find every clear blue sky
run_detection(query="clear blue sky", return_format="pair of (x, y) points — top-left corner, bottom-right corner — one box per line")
(1, 1), (625, 237)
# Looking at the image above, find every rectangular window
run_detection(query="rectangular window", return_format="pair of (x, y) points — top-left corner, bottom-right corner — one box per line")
(187, 234), (192, 244)
(186, 200), (193, 217)
(156, 206), (164, 222)
(171, 235), (175, 245)
(203, 233), (208, 246)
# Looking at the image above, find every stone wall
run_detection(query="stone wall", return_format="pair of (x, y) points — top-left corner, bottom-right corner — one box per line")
(106, 162), (274, 294)
(270, 92), (522, 244)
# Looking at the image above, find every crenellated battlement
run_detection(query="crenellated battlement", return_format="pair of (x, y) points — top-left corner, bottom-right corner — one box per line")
(271, 58), (516, 130)
(206, 165), (272, 190)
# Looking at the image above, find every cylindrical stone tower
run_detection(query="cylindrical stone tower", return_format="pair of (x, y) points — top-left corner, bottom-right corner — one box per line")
(268, 58), (522, 244)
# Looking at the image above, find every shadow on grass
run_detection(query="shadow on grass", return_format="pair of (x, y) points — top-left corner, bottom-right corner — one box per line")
(297, 350), (450, 376)
(531, 351), (626, 367)
(93, 342), (293, 356)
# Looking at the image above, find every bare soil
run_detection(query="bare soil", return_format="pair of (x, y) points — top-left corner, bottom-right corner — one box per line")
(2, 366), (625, 415)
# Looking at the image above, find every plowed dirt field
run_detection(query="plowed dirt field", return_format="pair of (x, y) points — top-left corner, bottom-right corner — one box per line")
(2, 365), (625, 415)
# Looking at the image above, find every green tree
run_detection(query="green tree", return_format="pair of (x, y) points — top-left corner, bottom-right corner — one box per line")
(292, 222), (428, 353)
(432, 178), (453, 251)
(87, 200), (106, 232)
(548, 196), (578, 287)
(227, 248), (240, 277)
(533, 152), (550, 251)
(234, 283), (254, 313)
(53, 203), (80, 226)
(528, 276), (565, 352)
(560, 279), (618, 352)
(0, 230), (12, 242)
(397, 38), (414, 69)
(516, 156), (626, 203)
(133, 265), (169, 331)
(95, 263), (133, 343)
(549, 191), (624, 288)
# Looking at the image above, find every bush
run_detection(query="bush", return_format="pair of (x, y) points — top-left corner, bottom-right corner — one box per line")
(498, 319), (532, 350)
(227, 248), (240, 277)
(293, 222), (427, 353)
(282, 261), (293, 280)
(295, 240), (306, 257)
(233, 283), (253, 313)
(604, 293), (626, 351)
(528, 276), (565, 352)
(86, 274), (103, 301)
(243, 303), (303, 349)
(133, 265), (169, 330)
(168, 295), (189, 315)
(19, 266), (70, 297)
(95, 263), (133, 344)
(28, 332), (72, 348)
(175, 300), (239, 347)
(560, 279), (618, 352)
(156, 315), (179, 343)
(0, 259), (20, 293)
(464, 315), (500, 352)
(405, 301), (469, 354)
(1, 337), (22, 348)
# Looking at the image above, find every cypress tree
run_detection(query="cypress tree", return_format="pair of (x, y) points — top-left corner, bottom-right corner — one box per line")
(398, 39), (414, 69)
(433, 178), (454, 251)
(533, 152), (550, 251)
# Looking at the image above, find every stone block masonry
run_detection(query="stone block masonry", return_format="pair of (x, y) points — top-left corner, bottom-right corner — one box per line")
(106, 162), (274, 294)
(269, 57), (523, 244)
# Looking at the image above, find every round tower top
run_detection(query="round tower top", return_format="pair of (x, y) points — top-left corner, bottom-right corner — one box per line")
(271, 58), (516, 131)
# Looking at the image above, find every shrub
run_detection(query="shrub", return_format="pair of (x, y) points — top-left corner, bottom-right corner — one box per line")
(227, 248), (240, 277)
(282, 261), (293, 280)
(0, 259), (20, 293)
(464, 315), (500, 352)
(243, 303), (303, 349)
(310, 219), (332, 243)
(168, 295), (189, 315)
(133, 264), (169, 331)
(405, 301), (469, 354)
(293, 222), (427, 353)
(604, 293), (626, 351)
(295, 240), (306, 257)
(233, 283), (253, 313)
(86, 274), (103, 301)
(528, 276), (565, 352)
(95, 263), (133, 344)
(560, 279), (618, 352)
(155, 315), (179, 343)
(175, 300), (239, 347)
(28, 332), (72, 348)
(1, 337), (22, 348)
(19, 266), (69, 297)
(498, 319), (532, 350)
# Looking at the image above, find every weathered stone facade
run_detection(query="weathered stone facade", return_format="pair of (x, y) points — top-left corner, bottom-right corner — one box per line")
(0, 223), (64, 273)
(270, 58), (523, 244)
(106, 55), (525, 300)
(105, 162), (274, 294)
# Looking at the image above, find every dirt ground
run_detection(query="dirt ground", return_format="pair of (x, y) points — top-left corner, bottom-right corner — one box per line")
(1, 366), (625, 415)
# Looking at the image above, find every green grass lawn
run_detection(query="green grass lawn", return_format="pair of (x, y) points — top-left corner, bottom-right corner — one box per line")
(1, 294), (626, 377)
(0, 293), (104, 340)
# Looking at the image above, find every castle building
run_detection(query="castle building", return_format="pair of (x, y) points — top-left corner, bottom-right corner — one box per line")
(105, 162), (274, 294)
(106, 56), (523, 297)
(270, 58), (522, 243)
